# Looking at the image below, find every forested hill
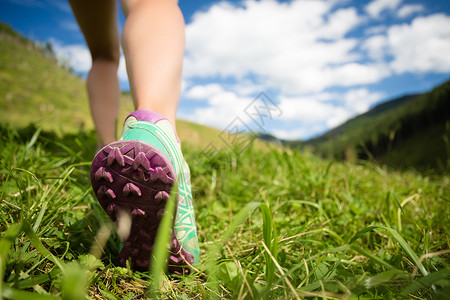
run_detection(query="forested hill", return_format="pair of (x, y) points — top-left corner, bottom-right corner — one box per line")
(301, 80), (450, 172)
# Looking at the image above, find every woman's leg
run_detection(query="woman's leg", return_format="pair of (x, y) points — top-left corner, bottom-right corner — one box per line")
(68, 0), (121, 147)
(121, 0), (185, 129)
(71, 0), (197, 271)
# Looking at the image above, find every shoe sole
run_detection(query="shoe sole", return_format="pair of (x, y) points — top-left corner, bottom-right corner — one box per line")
(90, 140), (194, 274)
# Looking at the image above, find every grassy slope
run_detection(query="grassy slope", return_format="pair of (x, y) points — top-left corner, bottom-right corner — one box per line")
(0, 23), (226, 151)
(0, 26), (92, 133)
(1, 22), (449, 299)
(1, 124), (449, 299)
(302, 83), (450, 171)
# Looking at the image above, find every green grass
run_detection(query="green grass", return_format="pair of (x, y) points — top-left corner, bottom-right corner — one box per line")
(0, 25), (92, 134)
(1, 123), (449, 299)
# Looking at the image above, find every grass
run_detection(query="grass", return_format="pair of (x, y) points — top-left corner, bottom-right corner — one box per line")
(1, 122), (449, 299)
(0, 26), (92, 134)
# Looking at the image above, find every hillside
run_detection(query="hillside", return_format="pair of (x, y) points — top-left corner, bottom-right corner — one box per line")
(302, 81), (450, 172)
(0, 22), (234, 151)
(0, 22), (93, 133)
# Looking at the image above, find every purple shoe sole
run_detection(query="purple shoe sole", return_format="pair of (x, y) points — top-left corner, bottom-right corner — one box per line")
(90, 140), (194, 274)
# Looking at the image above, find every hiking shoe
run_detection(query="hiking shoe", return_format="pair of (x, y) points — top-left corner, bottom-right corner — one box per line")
(90, 110), (200, 274)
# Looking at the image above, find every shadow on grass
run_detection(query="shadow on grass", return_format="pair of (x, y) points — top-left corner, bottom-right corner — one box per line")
(0, 122), (98, 161)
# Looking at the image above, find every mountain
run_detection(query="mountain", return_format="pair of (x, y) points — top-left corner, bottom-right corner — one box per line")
(300, 81), (450, 172)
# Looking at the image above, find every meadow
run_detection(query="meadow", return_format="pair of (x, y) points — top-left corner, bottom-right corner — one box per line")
(0, 121), (449, 299)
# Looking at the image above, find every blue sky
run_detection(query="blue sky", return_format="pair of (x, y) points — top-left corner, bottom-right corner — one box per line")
(1, 0), (450, 140)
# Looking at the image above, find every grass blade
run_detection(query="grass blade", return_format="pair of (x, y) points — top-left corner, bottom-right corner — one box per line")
(205, 201), (261, 294)
(0, 223), (23, 297)
(14, 268), (61, 290)
(350, 225), (428, 276)
(401, 266), (450, 296)
(377, 225), (428, 276)
(22, 220), (65, 272)
(259, 203), (277, 289)
(261, 241), (300, 300)
(2, 286), (58, 300)
(148, 182), (178, 298)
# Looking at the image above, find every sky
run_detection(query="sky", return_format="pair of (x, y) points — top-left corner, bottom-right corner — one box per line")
(1, 0), (450, 140)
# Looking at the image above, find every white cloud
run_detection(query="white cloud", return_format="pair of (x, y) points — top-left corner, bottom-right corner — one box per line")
(51, 41), (91, 73)
(271, 128), (316, 140)
(365, 0), (403, 18)
(118, 55), (128, 82)
(183, 0), (386, 95)
(362, 14), (450, 73)
(343, 88), (385, 114)
(362, 35), (388, 61)
(266, 88), (384, 139)
(182, 89), (254, 130)
(277, 95), (350, 127)
(397, 4), (425, 18)
(185, 83), (224, 100)
(388, 14), (450, 73)
(180, 84), (384, 138)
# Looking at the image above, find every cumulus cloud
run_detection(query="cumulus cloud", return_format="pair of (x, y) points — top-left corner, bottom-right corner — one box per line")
(362, 35), (388, 61)
(365, 0), (403, 18)
(271, 128), (316, 140)
(389, 14), (450, 73)
(343, 88), (385, 114)
(180, 0), (450, 139)
(185, 83), (224, 100)
(182, 89), (254, 130)
(51, 41), (91, 73)
(397, 4), (425, 18)
(363, 14), (450, 73)
(278, 95), (348, 124)
(182, 81), (385, 139)
(183, 0), (388, 94)
(277, 88), (383, 126)
(275, 95), (351, 137)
